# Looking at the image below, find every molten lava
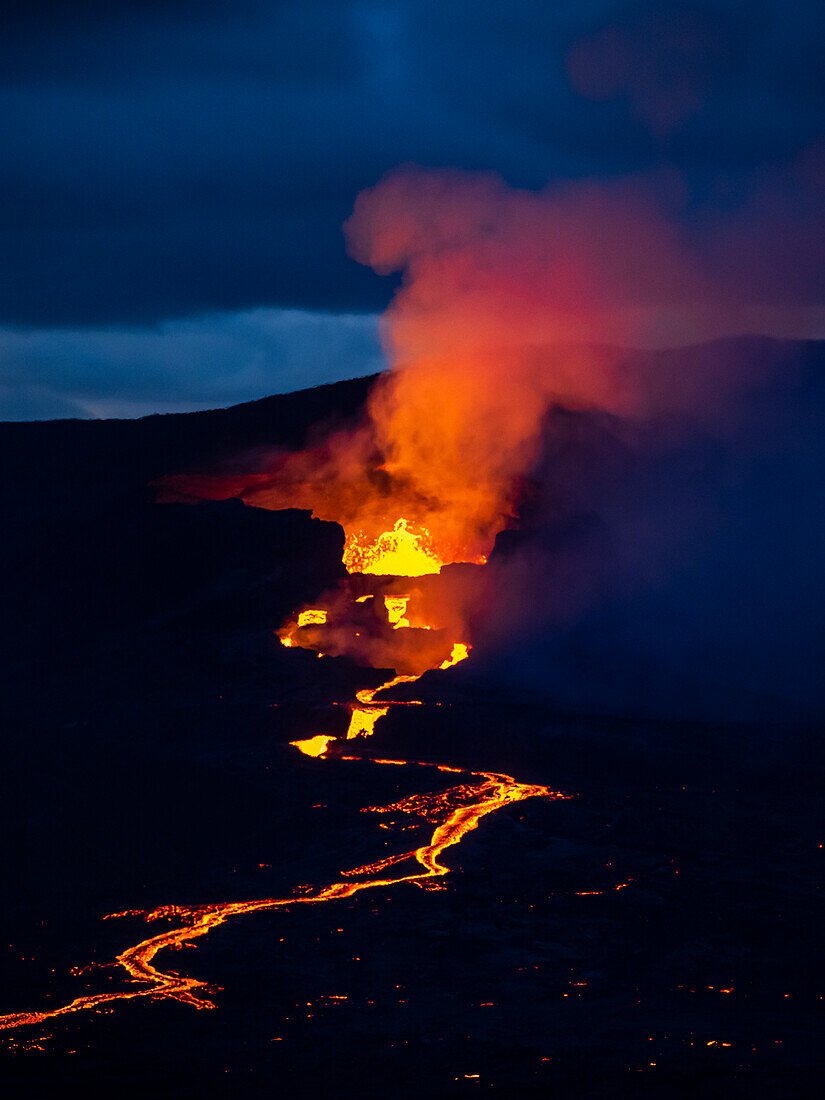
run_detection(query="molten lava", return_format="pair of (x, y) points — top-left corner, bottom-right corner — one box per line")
(343, 673), (421, 742)
(439, 642), (470, 670)
(343, 519), (443, 576)
(278, 607), (330, 650)
(291, 734), (334, 757)
(0, 760), (565, 1035)
(0, 529), (546, 1040)
(5, 163), (706, 1045)
(384, 595), (410, 629)
(297, 609), (328, 627)
(343, 705), (389, 741)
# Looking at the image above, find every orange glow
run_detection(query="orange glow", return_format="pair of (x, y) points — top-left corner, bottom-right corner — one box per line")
(278, 607), (329, 650)
(344, 519), (442, 576)
(0, 574), (523, 1037)
(7, 168), (685, 1042)
(157, 169), (764, 585)
(355, 675), (421, 706)
(384, 595), (410, 629)
(345, 671), (420, 740)
(439, 642), (470, 670)
(346, 705), (390, 740)
(291, 735), (334, 758)
(0, 759), (567, 1034)
(297, 609), (327, 627)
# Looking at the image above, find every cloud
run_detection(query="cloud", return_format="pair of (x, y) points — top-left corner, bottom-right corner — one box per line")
(566, 3), (738, 133)
(0, 308), (383, 420)
(347, 163), (825, 355)
(472, 339), (825, 723)
(2, 0), (825, 331)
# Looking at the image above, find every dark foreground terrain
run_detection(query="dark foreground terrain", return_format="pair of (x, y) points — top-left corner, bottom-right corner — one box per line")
(1, 357), (824, 1098)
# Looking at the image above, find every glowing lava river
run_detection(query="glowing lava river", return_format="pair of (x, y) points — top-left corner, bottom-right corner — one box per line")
(0, 519), (568, 1037)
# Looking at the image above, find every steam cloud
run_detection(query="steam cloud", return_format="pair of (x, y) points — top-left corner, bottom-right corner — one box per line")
(339, 162), (825, 562)
(343, 164), (825, 721)
(164, 162), (825, 721)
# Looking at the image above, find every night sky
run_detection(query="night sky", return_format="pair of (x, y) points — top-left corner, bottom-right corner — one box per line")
(2, 0), (825, 418)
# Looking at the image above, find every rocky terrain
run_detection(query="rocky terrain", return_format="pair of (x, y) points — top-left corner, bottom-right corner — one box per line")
(1, 360), (824, 1098)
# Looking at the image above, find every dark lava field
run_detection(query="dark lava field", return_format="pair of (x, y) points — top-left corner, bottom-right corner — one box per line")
(2, 359), (824, 1099)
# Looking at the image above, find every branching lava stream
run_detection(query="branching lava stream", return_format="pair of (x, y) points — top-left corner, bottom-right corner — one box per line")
(0, 520), (569, 1037)
(0, 764), (564, 1033)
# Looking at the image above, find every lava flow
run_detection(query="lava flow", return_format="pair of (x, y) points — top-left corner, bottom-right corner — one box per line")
(0, 519), (565, 1038)
(0, 759), (564, 1034)
(344, 518), (443, 576)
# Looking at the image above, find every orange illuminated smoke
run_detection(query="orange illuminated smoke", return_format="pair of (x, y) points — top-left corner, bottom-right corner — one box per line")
(279, 608), (328, 650)
(344, 519), (442, 576)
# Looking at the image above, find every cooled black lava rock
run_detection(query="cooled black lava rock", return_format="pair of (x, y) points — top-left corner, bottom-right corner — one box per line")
(0, 501), (348, 717)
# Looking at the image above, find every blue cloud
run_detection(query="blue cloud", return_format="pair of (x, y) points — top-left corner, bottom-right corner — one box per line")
(0, 308), (384, 420)
(3, 1), (824, 329)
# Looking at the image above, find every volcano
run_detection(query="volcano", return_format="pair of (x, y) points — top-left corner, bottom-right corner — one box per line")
(2, 338), (825, 1100)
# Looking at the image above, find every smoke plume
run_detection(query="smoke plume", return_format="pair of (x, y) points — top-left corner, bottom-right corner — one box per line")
(162, 162), (825, 720)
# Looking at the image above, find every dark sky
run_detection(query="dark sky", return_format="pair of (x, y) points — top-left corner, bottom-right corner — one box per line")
(2, 0), (824, 418)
